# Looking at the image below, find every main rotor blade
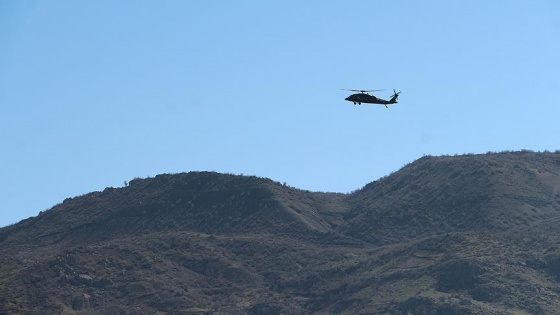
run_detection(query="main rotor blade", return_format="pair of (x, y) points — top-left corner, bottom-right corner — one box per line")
(341, 89), (384, 92)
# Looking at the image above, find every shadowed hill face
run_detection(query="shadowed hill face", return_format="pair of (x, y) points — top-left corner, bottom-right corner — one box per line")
(342, 152), (560, 244)
(4, 152), (559, 248)
(3, 152), (560, 314)
(0, 172), (344, 247)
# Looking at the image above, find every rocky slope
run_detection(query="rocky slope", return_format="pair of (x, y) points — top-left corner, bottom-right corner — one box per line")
(1, 151), (560, 314)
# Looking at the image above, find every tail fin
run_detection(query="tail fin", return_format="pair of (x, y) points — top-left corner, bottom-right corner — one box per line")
(389, 89), (401, 103)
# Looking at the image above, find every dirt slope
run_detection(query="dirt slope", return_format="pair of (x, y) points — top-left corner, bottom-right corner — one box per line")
(2, 151), (560, 314)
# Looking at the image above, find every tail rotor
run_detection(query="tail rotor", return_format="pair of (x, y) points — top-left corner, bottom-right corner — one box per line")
(390, 89), (401, 103)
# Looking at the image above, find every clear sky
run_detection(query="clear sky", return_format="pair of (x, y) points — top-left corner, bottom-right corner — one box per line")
(1, 1), (559, 227)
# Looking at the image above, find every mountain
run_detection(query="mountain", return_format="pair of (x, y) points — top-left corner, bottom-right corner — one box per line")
(2, 151), (560, 314)
(344, 152), (560, 244)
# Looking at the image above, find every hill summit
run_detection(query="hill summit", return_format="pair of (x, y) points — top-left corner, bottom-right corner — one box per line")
(2, 151), (560, 314)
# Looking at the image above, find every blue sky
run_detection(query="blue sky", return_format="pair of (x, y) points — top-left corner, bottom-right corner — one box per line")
(1, 1), (559, 227)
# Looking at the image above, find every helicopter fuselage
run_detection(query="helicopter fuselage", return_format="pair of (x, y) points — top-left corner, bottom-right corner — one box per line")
(345, 93), (394, 105)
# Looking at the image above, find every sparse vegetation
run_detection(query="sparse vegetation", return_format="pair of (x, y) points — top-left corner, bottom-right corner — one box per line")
(2, 151), (560, 313)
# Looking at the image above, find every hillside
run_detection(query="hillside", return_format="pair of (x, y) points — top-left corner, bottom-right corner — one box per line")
(0, 172), (345, 246)
(343, 152), (560, 244)
(2, 151), (560, 314)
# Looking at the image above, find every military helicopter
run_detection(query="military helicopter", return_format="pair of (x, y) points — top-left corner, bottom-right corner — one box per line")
(342, 89), (401, 108)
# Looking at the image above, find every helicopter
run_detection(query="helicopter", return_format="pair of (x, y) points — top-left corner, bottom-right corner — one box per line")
(342, 89), (401, 108)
